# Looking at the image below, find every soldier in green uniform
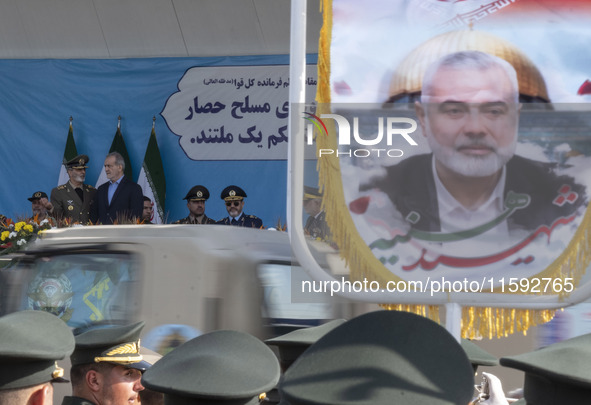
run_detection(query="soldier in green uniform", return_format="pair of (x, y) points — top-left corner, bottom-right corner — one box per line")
(62, 321), (148, 405)
(216, 185), (263, 228)
(0, 310), (75, 405)
(50, 155), (96, 225)
(173, 185), (216, 224)
(142, 330), (280, 404)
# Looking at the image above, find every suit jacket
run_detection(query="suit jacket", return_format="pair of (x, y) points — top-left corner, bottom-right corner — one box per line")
(91, 176), (144, 224)
(216, 213), (263, 228)
(372, 154), (586, 233)
(50, 182), (96, 224)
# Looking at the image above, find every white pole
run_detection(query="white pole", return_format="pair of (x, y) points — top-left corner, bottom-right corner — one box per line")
(287, 0), (307, 237)
(445, 303), (462, 341)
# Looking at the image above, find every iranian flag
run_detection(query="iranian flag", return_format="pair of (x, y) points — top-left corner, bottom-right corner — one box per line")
(95, 118), (133, 187)
(57, 118), (78, 185)
(137, 122), (166, 223)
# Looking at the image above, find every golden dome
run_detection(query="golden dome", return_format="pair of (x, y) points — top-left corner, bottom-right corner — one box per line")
(388, 29), (549, 102)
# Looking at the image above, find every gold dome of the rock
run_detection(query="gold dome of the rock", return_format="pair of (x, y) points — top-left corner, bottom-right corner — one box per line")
(387, 29), (549, 102)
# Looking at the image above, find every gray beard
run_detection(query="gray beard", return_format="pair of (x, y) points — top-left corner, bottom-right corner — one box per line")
(426, 132), (516, 177)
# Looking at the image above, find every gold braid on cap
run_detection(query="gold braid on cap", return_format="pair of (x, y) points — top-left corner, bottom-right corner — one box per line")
(94, 340), (144, 364)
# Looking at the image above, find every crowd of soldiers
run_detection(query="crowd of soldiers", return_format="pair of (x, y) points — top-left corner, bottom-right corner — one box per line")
(1, 309), (588, 405)
(19, 152), (265, 228)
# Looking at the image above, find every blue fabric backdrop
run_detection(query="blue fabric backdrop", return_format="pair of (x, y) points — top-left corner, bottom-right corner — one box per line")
(0, 55), (318, 226)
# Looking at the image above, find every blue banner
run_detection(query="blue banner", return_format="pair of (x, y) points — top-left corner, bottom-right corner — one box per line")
(0, 55), (318, 226)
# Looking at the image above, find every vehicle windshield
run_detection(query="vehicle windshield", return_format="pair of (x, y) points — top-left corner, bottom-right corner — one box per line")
(0, 251), (140, 332)
(258, 262), (333, 326)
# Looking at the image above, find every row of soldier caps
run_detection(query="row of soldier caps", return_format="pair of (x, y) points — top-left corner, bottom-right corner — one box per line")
(3, 310), (589, 404)
(182, 184), (247, 202)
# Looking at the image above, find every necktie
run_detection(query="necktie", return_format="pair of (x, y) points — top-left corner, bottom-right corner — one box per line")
(231, 218), (238, 225)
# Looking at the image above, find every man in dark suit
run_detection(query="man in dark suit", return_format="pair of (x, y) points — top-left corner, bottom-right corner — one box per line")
(92, 152), (143, 224)
(370, 51), (585, 236)
(216, 185), (263, 228)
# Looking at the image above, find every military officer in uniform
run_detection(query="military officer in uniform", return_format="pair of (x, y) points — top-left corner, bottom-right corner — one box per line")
(216, 185), (263, 228)
(50, 154), (96, 224)
(173, 185), (216, 224)
(142, 330), (280, 405)
(28, 191), (55, 224)
(0, 310), (75, 405)
(62, 321), (148, 405)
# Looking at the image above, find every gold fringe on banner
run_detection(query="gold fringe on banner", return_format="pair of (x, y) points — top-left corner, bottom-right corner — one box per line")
(315, 0), (591, 339)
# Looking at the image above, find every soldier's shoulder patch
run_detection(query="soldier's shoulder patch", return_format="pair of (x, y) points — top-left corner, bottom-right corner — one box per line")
(57, 184), (67, 190)
(247, 215), (259, 219)
(86, 184), (96, 190)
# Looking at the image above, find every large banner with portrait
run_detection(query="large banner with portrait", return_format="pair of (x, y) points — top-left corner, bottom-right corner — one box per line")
(312, 0), (591, 337)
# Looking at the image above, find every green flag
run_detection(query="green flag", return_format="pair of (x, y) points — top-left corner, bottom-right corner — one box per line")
(111, 126), (133, 180)
(58, 119), (78, 185)
(95, 119), (133, 187)
(137, 125), (166, 223)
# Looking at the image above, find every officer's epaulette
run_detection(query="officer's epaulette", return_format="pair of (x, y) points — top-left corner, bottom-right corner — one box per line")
(85, 184), (96, 190)
(247, 215), (258, 219)
(57, 184), (67, 190)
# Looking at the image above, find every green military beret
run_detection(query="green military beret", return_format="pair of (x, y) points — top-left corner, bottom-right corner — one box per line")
(0, 310), (75, 390)
(280, 310), (474, 405)
(500, 333), (591, 404)
(64, 154), (89, 170)
(461, 339), (498, 372)
(142, 330), (280, 405)
(70, 321), (145, 367)
(265, 320), (346, 370)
